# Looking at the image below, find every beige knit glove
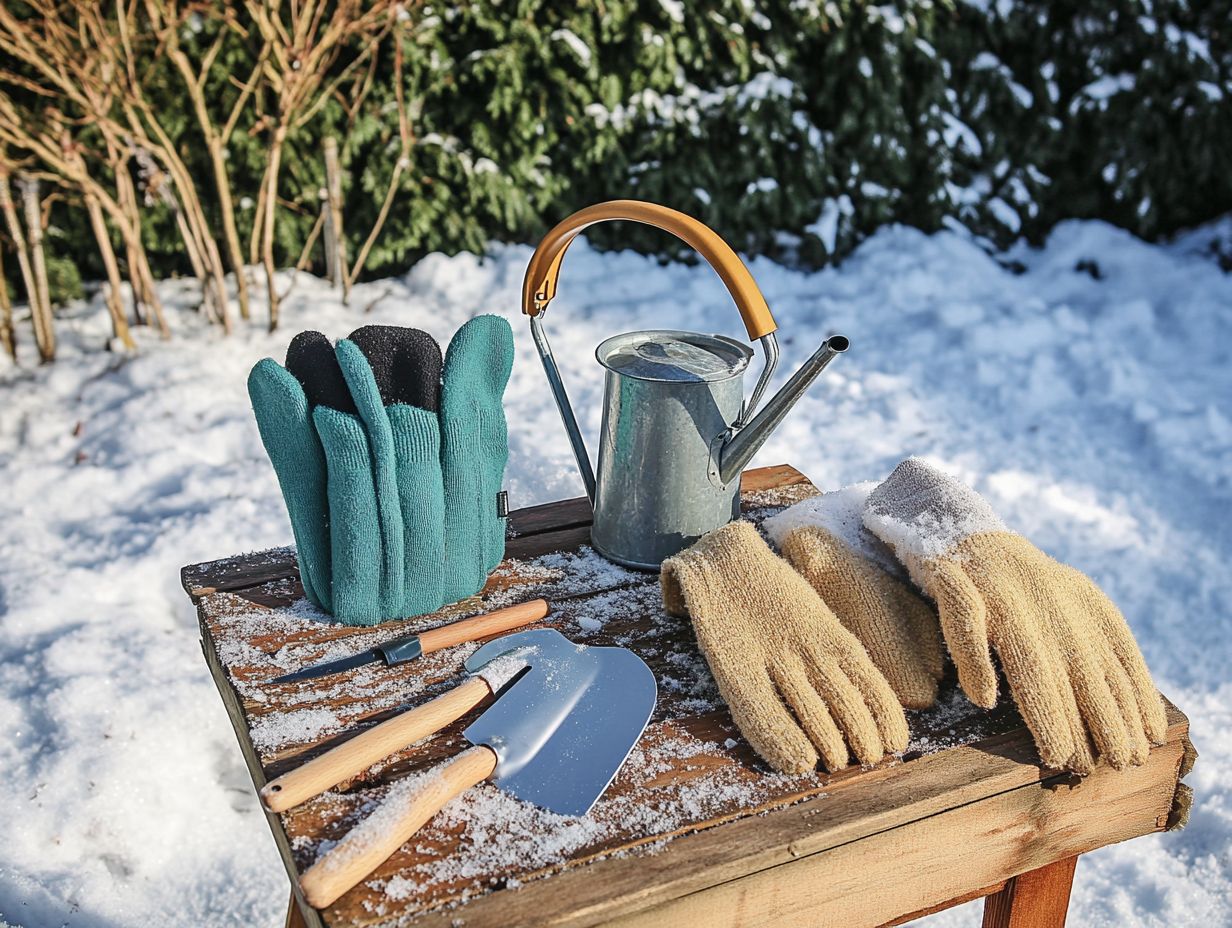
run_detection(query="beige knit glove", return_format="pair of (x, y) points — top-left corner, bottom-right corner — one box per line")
(864, 458), (1167, 774)
(662, 520), (909, 774)
(763, 484), (946, 710)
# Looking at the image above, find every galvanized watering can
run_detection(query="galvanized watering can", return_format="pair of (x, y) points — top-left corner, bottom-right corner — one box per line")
(524, 200), (849, 569)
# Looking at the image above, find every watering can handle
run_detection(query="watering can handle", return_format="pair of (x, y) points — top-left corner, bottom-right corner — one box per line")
(521, 200), (778, 340)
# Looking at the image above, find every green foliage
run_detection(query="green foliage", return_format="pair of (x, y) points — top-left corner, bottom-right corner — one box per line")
(9, 0), (1231, 292)
(43, 255), (83, 306)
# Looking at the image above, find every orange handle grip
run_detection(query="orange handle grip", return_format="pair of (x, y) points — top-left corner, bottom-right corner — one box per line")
(521, 200), (778, 340)
(417, 599), (549, 655)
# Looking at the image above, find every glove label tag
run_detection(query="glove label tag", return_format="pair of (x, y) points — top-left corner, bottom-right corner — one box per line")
(497, 490), (509, 519)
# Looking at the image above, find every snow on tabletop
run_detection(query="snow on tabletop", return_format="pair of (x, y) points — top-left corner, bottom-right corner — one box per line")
(1, 220), (1228, 926)
(342, 725), (823, 914)
(262, 531), (1006, 915)
(762, 480), (907, 579)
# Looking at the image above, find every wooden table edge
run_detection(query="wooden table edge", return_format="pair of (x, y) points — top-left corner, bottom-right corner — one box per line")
(185, 463), (1192, 928)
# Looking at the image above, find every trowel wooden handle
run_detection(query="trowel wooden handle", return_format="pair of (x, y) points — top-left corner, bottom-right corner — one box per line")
(300, 746), (498, 909)
(260, 677), (492, 813)
(522, 200), (778, 340)
(418, 598), (548, 655)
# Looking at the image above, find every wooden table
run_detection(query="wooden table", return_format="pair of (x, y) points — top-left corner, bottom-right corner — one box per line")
(182, 465), (1195, 928)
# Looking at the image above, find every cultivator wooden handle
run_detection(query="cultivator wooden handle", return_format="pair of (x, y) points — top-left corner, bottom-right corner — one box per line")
(260, 677), (492, 813)
(522, 199), (779, 340)
(300, 745), (499, 909)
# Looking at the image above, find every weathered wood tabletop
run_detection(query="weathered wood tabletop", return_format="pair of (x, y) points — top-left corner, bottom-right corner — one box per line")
(182, 464), (1195, 928)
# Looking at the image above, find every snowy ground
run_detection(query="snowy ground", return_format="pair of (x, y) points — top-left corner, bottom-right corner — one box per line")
(0, 219), (1228, 927)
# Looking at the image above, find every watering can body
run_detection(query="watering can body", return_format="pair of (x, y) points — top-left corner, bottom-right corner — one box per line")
(591, 330), (751, 568)
(524, 201), (848, 569)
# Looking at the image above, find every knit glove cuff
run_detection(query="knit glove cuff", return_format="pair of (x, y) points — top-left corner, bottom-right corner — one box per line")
(862, 458), (1006, 585)
(661, 519), (768, 620)
(763, 484), (946, 710)
(762, 481), (904, 580)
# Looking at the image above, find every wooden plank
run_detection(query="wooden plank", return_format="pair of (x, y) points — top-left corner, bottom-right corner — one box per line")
(401, 703), (1187, 928)
(879, 882), (1006, 928)
(508, 495), (593, 536)
(981, 856), (1078, 928)
(593, 737), (1180, 928)
(182, 546), (298, 598)
(287, 890), (310, 928)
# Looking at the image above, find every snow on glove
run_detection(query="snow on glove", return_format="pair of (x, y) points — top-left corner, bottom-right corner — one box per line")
(764, 483), (946, 710)
(863, 457), (1167, 774)
(661, 520), (909, 774)
(247, 335), (334, 612)
(439, 315), (514, 601)
(348, 326), (445, 618)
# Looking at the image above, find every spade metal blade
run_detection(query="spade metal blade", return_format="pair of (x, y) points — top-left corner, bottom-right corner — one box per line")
(463, 628), (656, 817)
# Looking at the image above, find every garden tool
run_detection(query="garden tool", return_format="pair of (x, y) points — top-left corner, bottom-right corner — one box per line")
(662, 520), (908, 775)
(763, 484), (946, 709)
(267, 598), (550, 684)
(296, 628), (657, 908)
(524, 199), (849, 569)
(863, 457), (1168, 774)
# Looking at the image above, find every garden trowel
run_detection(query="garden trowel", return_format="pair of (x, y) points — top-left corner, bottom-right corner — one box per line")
(298, 628), (656, 908)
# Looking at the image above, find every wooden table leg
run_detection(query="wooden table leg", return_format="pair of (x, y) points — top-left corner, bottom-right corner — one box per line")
(285, 888), (308, 928)
(982, 856), (1079, 928)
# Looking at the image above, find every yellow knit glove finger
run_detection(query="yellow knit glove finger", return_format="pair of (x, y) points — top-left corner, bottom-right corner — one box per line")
(780, 525), (945, 710)
(865, 458), (1167, 775)
(661, 520), (908, 775)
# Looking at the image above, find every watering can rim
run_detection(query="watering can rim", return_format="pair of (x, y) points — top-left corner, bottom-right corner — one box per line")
(594, 328), (753, 385)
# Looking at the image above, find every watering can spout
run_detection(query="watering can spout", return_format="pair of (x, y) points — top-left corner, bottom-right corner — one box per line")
(717, 335), (849, 487)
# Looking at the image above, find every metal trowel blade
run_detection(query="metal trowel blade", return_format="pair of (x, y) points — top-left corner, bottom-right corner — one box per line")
(463, 628), (657, 816)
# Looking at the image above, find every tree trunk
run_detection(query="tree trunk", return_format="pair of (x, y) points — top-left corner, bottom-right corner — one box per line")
(124, 108), (229, 336)
(18, 176), (55, 362)
(323, 136), (349, 302)
(321, 194), (337, 285)
(131, 238), (169, 339)
(112, 155), (150, 326)
(0, 168), (38, 360)
(83, 190), (137, 351)
(208, 137), (250, 321)
(0, 243), (15, 360)
(262, 125), (287, 331)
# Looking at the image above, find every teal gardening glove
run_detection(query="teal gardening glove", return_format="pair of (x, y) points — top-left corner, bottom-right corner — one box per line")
(347, 326), (446, 619)
(439, 315), (515, 601)
(341, 318), (514, 611)
(248, 316), (514, 625)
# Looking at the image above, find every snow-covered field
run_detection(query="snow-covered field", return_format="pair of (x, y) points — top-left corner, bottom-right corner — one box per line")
(1, 219), (1228, 927)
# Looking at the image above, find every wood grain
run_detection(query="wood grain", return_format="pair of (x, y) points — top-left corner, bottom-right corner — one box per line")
(401, 703), (1188, 928)
(982, 856), (1078, 928)
(186, 464), (1190, 928)
(597, 736), (1178, 928)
